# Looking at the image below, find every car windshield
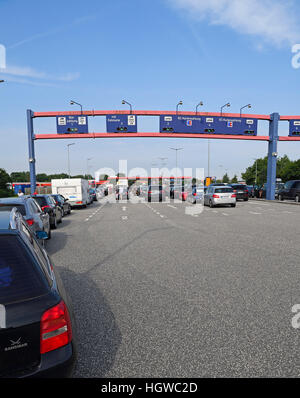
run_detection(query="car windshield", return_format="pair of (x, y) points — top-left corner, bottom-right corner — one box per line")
(0, 204), (26, 216)
(284, 181), (294, 189)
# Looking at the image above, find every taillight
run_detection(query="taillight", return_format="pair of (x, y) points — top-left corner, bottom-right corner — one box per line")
(213, 194), (220, 198)
(76, 201), (83, 204)
(231, 194), (236, 198)
(26, 218), (34, 226)
(193, 193), (197, 196)
(148, 191), (152, 194)
(233, 190), (237, 193)
(41, 205), (50, 211)
(40, 300), (72, 354)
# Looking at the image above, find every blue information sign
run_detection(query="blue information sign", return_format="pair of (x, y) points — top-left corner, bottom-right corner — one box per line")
(56, 115), (88, 134)
(160, 115), (257, 136)
(106, 114), (137, 133)
(289, 120), (300, 136)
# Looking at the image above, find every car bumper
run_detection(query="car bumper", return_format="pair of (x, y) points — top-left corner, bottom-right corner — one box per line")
(213, 198), (236, 206)
(16, 343), (76, 378)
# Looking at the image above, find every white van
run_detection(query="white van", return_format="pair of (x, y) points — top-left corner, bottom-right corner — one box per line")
(51, 178), (89, 207)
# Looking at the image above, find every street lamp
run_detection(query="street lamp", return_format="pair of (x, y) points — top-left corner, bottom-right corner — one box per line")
(122, 100), (132, 114)
(220, 102), (230, 116)
(240, 104), (251, 117)
(176, 101), (183, 115)
(67, 143), (75, 178)
(253, 158), (258, 185)
(170, 147), (183, 181)
(87, 157), (93, 178)
(195, 101), (204, 114)
(70, 100), (83, 115)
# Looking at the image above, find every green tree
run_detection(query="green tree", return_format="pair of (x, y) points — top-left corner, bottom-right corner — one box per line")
(222, 173), (230, 183)
(0, 168), (15, 198)
(231, 175), (238, 183)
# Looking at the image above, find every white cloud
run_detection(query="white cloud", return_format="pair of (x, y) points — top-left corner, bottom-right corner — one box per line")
(0, 65), (79, 85)
(169, 0), (300, 47)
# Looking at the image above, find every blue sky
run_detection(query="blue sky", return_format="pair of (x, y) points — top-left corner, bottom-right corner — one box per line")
(1, 0), (300, 180)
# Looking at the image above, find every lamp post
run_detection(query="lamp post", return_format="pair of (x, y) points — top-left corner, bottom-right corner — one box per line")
(220, 102), (230, 116)
(122, 100), (132, 114)
(195, 101), (204, 114)
(176, 101), (183, 115)
(240, 104), (251, 117)
(253, 158), (258, 185)
(170, 147), (183, 182)
(87, 157), (92, 178)
(70, 100), (83, 115)
(67, 143), (75, 178)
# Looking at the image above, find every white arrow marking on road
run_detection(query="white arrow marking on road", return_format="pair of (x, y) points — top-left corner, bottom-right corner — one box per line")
(122, 216), (128, 220)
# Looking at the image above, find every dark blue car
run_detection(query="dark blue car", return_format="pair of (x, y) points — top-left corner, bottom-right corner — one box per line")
(0, 209), (76, 377)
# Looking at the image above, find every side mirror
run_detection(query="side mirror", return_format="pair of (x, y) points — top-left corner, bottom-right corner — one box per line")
(36, 230), (48, 240)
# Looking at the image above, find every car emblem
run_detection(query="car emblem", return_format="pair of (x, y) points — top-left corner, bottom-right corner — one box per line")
(10, 337), (22, 346)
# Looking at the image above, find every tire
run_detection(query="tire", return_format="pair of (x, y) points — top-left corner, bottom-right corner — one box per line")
(58, 210), (62, 224)
(46, 227), (51, 240)
(244, 198), (248, 201)
(278, 194), (283, 201)
(209, 200), (214, 208)
(51, 218), (57, 230)
(67, 207), (71, 215)
(231, 204), (236, 207)
(295, 195), (299, 203)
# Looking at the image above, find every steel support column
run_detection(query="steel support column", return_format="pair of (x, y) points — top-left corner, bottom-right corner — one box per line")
(27, 109), (36, 194)
(266, 113), (279, 200)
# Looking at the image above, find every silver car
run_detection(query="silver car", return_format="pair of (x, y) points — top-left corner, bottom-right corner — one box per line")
(204, 185), (236, 208)
(0, 196), (51, 238)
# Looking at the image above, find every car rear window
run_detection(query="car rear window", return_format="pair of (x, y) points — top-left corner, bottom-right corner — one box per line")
(232, 185), (247, 190)
(0, 235), (49, 304)
(33, 197), (47, 207)
(215, 188), (233, 193)
(0, 204), (26, 216)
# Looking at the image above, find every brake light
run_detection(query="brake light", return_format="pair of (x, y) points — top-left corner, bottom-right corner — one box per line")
(26, 218), (34, 226)
(40, 300), (72, 354)
(212, 194), (220, 198)
(193, 193), (197, 196)
(233, 190), (237, 193)
(41, 205), (50, 211)
(76, 201), (83, 204)
(231, 194), (236, 198)
(148, 191), (152, 194)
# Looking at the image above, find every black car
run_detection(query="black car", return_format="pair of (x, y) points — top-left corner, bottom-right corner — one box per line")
(0, 209), (76, 377)
(229, 184), (249, 201)
(51, 195), (71, 217)
(32, 195), (62, 229)
(278, 180), (300, 202)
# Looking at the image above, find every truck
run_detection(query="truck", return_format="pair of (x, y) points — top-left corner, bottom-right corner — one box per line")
(51, 178), (89, 207)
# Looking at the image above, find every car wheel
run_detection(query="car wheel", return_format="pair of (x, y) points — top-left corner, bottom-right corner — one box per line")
(295, 195), (299, 203)
(58, 211), (62, 223)
(231, 204), (236, 207)
(46, 227), (51, 239)
(68, 206), (71, 214)
(209, 200), (214, 208)
(244, 198), (248, 201)
(51, 218), (57, 229)
(278, 194), (283, 201)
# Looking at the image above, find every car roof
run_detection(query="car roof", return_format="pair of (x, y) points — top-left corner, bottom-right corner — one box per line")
(0, 197), (27, 204)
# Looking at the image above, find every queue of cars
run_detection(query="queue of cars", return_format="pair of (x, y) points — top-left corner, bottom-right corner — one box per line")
(0, 188), (98, 377)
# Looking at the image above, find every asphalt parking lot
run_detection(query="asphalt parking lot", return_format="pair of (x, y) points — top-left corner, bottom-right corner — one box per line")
(45, 198), (300, 377)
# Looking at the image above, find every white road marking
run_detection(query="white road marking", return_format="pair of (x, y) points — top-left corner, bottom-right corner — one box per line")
(249, 211), (261, 215)
(167, 205), (177, 209)
(122, 216), (128, 220)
